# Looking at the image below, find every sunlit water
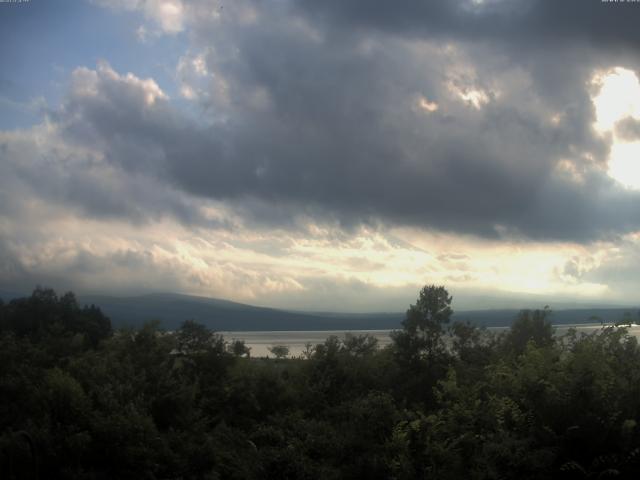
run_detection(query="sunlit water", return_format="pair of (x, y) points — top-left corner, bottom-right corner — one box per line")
(221, 329), (394, 358)
(221, 323), (640, 358)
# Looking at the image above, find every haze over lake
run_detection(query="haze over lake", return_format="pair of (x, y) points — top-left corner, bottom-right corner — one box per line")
(223, 323), (640, 358)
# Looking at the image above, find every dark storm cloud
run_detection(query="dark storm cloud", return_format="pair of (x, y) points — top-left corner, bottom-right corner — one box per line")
(27, 0), (640, 241)
(294, 0), (640, 49)
(0, 127), (228, 230)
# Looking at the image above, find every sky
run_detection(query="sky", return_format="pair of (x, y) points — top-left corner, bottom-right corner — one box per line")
(1, 0), (640, 312)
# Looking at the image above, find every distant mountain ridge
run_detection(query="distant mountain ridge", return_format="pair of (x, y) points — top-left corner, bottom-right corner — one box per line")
(1, 289), (637, 331)
(78, 292), (404, 331)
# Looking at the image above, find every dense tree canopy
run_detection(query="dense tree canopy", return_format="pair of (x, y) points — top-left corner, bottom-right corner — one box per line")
(392, 284), (453, 363)
(1, 286), (640, 479)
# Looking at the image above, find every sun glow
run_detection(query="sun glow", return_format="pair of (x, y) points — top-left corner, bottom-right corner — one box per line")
(608, 142), (640, 189)
(593, 68), (640, 132)
(592, 67), (640, 189)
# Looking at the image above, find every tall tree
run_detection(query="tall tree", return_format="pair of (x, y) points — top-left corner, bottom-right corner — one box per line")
(392, 285), (453, 363)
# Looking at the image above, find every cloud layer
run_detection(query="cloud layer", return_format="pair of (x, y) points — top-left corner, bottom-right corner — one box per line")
(50, 1), (640, 241)
(2, 0), (640, 308)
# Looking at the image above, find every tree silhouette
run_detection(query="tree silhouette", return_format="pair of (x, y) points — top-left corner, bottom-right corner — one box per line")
(268, 345), (289, 359)
(392, 284), (453, 363)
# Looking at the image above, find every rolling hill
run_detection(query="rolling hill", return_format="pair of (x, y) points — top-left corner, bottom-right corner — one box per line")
(1, 289), (638, 331)
(77, 293), (404, 330)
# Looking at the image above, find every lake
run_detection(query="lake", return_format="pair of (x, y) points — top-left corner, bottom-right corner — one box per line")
(222, 323), (640, 357)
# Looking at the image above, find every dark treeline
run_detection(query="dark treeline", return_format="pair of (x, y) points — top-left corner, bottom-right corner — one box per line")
(2, 286), (640, 479)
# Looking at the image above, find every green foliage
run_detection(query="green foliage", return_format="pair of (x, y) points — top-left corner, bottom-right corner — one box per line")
(229, 338), (251, 358)
(2, 285), (640, 479)
(503, 307), (555, 355)
(390, 285), (454, 408)
(342, 332), (379, 357)
(176, 319), (226, 355)
(268, 344), (290, 359)
(0, 287), (111, 349)
(392, 284), (453, 362)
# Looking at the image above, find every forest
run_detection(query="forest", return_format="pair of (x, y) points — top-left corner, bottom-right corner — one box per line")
(2, 285), (640, 479)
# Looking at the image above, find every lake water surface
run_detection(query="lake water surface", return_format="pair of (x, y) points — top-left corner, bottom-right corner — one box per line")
(222, 323), (640, 357)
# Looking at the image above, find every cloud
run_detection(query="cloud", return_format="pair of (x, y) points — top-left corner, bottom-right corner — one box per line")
(0, 201), (619, 310)
(4, 0), (640, 308)
(578, 232), (640, 302)
(293, 0), (640, 51)
(93, 0), (185, 34)
(615, 117), (640, 142)
(0, 94), (232, 231)
(50, 2), (640, 241)
(5, 1), (640, 244)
